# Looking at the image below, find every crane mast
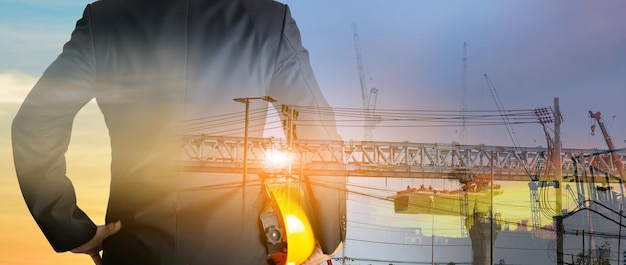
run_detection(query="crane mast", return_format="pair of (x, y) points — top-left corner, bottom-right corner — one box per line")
(352, 23), (378, 140)
(460, 42), (468, 144)
(352, 23), (367, 110)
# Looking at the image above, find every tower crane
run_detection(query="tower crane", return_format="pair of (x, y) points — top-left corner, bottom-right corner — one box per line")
(352, 23), (379, 141)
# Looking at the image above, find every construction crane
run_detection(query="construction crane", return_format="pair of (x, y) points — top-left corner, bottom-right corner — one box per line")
(564, 114), (626, 265)
(569, 149), (626, 206)
(589, 110), (625, 181)
(484, 74), (556, 232)
(352, 23), (379, 141)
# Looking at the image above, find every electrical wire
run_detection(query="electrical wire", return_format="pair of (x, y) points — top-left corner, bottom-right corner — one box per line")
(176, 104), (545, 135)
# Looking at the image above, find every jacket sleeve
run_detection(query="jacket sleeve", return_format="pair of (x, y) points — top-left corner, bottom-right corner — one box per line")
(268, 5), (346, 255)
(11, 5), (97, 252)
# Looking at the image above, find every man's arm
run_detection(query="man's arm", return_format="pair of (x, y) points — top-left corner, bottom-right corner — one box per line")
(268, 5), (346, 256)
(12, 5), (98, 252)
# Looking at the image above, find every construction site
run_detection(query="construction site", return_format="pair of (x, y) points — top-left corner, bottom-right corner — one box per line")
(170, 23), (626, 264)
(178, 107), (626, 264)
(169, 23), (626, 264)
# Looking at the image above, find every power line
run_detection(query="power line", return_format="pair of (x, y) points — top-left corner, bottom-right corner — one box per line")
(176, 104), (546, 136)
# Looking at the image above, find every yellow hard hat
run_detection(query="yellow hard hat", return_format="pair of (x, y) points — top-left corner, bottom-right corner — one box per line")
(265, 179), (315, 265)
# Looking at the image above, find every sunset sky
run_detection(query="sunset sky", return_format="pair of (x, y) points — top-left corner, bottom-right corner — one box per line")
(2, 0), (626, 264)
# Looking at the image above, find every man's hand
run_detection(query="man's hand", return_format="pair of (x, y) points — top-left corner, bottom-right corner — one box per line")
(70, 221), (122, 265)
(300, 241), (342, 265)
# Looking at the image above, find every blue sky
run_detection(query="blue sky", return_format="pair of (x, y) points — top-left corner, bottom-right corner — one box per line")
(281, 0), (626, 149)
(2, 0), (626, 148)
(1, 1), (626, 264)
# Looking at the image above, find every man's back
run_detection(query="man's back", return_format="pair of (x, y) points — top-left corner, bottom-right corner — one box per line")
(13, 0), (344, 264)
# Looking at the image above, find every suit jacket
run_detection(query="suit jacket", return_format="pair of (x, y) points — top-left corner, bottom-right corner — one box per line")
(12, 0), (345, 264)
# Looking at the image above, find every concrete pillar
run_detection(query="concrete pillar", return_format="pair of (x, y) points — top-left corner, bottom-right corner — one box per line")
(467, 211), (501, 265)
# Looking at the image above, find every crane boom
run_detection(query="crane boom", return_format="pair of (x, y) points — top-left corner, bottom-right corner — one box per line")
(483, 74), (523, 152)
(589, 111), (625, 180)
(484, 74), (552, 232)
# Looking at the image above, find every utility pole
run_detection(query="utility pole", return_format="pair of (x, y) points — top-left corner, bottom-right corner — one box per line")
(281, 105), (298, 175)
(554, 97), (564, 265)
(490, 150), (494, 265)
(234, 96), (277, 219)
(430, 195), (435, 265)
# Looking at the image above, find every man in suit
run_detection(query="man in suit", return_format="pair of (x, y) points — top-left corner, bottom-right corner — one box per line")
(12, 0), (345, 264)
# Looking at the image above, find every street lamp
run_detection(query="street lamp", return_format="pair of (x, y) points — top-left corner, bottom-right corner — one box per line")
(233, 96), (277, 199)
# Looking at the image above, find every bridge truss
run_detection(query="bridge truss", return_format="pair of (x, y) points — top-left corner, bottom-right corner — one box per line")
(177, 135), (626, 181)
